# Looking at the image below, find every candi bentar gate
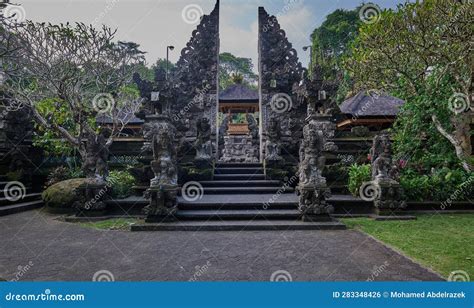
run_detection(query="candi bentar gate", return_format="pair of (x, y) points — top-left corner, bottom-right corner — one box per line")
(81, 0), (407, 230)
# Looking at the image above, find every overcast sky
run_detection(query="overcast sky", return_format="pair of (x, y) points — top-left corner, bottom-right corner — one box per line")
(16, 0), (405, 71)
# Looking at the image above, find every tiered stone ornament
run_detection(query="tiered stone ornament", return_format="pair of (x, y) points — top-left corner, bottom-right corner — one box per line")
(370, 133), (406, 215)
(296, 121), (333, 221)
(134, 67), (179, 222)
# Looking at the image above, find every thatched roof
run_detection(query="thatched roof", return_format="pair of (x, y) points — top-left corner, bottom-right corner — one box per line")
(339, 90), (405, 117)
(219, 84), (258, 101)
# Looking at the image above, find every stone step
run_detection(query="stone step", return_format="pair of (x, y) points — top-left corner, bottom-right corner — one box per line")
(0, 193), (42, 206)
(176, 209), (301, 220)
(199, 180), (281, 187)
(0, 186), (34, 198)
(214, 168), (264, 174)
(199, 186), (294, 195)
(213, 174), (266, 180)
(131, 219), (347, 231)
(0, 200), (43, 217)
(178, 201), (297, 211)
(215, 163), (262, 168)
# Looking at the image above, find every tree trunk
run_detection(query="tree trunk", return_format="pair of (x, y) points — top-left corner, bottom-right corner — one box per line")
(432, 114), (472, 172)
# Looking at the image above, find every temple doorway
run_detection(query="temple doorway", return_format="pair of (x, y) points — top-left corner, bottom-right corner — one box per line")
(217, 78), (260, 163)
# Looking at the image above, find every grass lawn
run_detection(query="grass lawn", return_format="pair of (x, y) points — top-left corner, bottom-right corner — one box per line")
(79, 218), (140, 231)
(342, 214), (474, 279)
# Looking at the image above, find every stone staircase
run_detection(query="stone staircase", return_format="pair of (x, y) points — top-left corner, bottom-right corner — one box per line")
(131, 163), (346, 231)
(0, 176), (43, 217)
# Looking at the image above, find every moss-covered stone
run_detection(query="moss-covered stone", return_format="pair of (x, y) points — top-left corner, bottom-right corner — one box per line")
(41, 178), (93, 212)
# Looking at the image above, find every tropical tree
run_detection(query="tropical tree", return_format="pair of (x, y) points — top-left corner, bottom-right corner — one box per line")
(310, 8), (360, 78)
(1, 21), (145, 178)
(310, 8), (360, 102)
(219, 52), (257, 90)
(345, 0), (473, 172)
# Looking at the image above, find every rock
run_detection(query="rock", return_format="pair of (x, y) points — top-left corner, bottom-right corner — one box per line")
(41, 178), (95, 212)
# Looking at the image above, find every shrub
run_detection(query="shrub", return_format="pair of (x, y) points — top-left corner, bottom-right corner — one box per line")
(45, 166), (84, 187)
(107, 170), (136, 199)
(42, 178), (89, 212)
(400, 168), (472, 201)
(348, 164), (371, 196)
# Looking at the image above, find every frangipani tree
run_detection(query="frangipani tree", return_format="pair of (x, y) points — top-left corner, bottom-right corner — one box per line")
(1, 21), (145, 179)
(345, 0), (473, 172)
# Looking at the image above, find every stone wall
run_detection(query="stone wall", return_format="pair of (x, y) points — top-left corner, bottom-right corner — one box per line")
(257, 7), (306, 162)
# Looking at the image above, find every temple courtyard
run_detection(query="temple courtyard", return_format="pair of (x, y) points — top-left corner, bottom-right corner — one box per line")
(0, 0), (472, 284)
(0, 210), (444, 281)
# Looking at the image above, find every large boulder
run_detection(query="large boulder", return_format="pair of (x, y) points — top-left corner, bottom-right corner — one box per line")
(42, 178), (94, 213)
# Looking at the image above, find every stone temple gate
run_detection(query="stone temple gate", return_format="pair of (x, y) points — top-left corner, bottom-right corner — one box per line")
(133, 0), (306, 164)
(119, 0), (405, 227)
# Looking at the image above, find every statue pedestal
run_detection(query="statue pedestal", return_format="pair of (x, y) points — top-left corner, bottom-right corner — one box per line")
(221, 135), (258, 163)
(372, 177), (407, 216)
(307, 114), (338, 152)
(144, 184), (179, 222)
(296, 183), (334, 222)
(75, 179), (108, 217)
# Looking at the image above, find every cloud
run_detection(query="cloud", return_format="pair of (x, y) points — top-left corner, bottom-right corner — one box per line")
(20, 0), (313, 68)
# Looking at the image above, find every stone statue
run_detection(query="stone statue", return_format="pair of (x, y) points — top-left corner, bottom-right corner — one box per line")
(195, 117), (213, 161)
(81, 130), (109, 182)
(369, 133), (407, 214)
(142, 119), (179, 222)
(246, 113), (259, 147)
(146, 122), (177, 187)
(370, 133), (393, 180)
(265, 115), (283, 163)
(296, 117), (333, 220)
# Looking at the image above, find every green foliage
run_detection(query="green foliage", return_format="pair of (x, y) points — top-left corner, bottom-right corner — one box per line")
(344, 0), (473, 173)
(45, 166), (84, 187)
(42, 178), (89, 211)
(400, 168), (472, 201)
(33, 98), (78, 155)
(310, 8), (360, 78)
(219, 52), (257, 90)
(348, 164), (371, 196)
(6, 170), (23, 182)
(342, 214), (474, 278)
(79, 218), (139, 231)
(153, 58), (176, 75)
(392, 72), (460, 170)
(5, 21), (145, 163)
(107, 170), (136, 199)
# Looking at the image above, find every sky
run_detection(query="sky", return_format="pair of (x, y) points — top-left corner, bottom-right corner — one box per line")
(14, 0), (405, 72)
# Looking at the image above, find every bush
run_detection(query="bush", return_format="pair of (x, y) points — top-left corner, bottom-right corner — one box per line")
(45, 166), (83, 187)
(348, 164), (371, 196)
(107, 170), (136, 199)
(400, 168), (472, 201)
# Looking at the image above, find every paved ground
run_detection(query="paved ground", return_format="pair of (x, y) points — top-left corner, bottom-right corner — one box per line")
(0, 210), (443, 281)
